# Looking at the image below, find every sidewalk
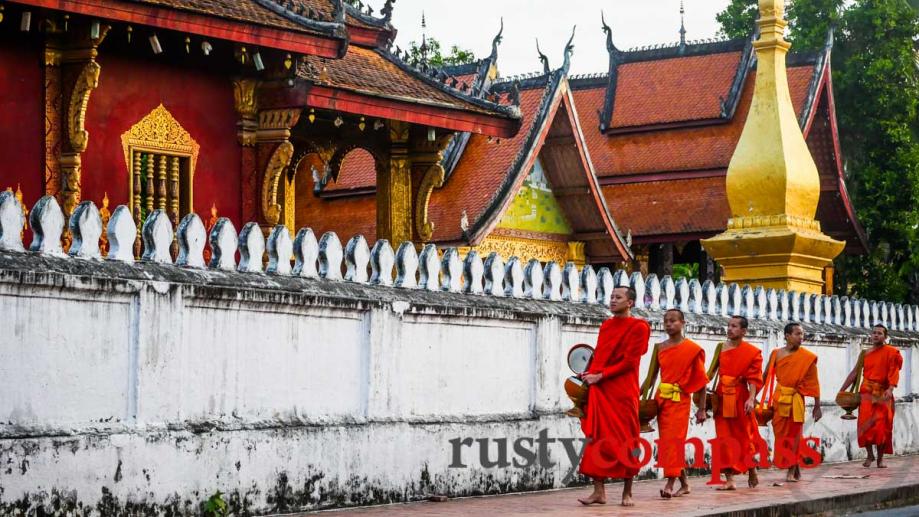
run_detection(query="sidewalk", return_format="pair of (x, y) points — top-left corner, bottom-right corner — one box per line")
(306, 456), (919, 516)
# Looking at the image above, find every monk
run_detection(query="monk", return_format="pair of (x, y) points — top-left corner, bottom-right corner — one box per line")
(577, 286), (651, 507)
(765, 322), (821, 483)
(839, 324), (903, 468)
(640, 308), (708, 498)
(712, 315), (765, 490)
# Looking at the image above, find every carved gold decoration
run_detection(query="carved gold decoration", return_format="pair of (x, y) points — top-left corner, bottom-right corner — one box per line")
(460, 235), (570, 266)
(122, 104), (200, 217)
(99, 192), (111, 254)
(67, 61), (100, 153)
(233, 79), (258, 146)
(415, 162), (444, 242)
(261, 141), (294, 225)
(389, 120), (410, 143)
(257, 109), (301, 142)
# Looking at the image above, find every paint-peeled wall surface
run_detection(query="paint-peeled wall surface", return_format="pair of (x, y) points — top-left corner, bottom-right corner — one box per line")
(0, 248), (918, 515)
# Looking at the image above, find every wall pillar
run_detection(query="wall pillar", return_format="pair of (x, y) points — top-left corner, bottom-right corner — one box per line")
(376, 121), (413, 246)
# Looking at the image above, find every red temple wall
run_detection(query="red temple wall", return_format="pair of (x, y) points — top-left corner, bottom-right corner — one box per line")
(82, 52), (241, 223)
(0, 39), (44, 208)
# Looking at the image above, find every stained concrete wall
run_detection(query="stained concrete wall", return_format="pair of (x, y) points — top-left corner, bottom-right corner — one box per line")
(1, 238), (918, 514)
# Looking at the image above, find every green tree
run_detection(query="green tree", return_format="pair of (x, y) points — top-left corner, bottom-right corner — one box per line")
(717, 0), (919, 302)
(407, 37), (476, 67)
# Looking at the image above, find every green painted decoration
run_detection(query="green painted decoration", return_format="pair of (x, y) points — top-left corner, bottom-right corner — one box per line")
(497, 159), (572, 235)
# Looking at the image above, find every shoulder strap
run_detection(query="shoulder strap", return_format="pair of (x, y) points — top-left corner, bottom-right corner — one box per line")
(760, 349), (778, 408)
(640, 342), (661, 400)
(851, 348), (867, 393)
(706, 341), (723, 381)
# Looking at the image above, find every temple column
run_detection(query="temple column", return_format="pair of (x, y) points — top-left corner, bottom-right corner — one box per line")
(233, 78), (259, 223)
(377, 121), (413, 246)
(256, 109), (300, 230)
(47, 21), (110, 216)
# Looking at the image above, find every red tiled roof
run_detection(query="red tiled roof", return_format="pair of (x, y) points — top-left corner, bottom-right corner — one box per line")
(603, 176), (729, 238)
(133, 0), (335, 35)
(328, 149), (376, 191)
(428, 86), (548, 241)
(611, 51), (743, 128)
(574, 63), (817, 177)
(299, 47), (514, 117)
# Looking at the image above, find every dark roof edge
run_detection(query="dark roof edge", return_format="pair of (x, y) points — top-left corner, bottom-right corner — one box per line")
(720, 36), (755, 119)
(465, 69), (565, 243)
(344, 0), (395, 28)
(374, 47), (522, 120)
(798, 29), (834, 130)
(442, 21), (507, 182)
(252, 0), (348, 40)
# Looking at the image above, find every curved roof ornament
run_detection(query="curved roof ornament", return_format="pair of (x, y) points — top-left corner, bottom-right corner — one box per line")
(333, 0), (346, 23)
(490, 17), (504, 60)
(381, 0), (395, 22)
(562, 25), (576, 72)
(536, 38), (550, 74)
(824, 24), (835, 51)
(601, 11), (618, 54)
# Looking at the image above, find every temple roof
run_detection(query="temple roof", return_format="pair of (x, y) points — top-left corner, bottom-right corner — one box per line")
(569, 35), (868, 254)
(311, 62), (631, 262)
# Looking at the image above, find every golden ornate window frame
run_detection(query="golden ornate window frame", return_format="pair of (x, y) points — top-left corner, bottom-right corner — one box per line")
(121, 104), (200, 216)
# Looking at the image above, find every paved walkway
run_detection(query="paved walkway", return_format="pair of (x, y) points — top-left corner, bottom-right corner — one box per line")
(306, 456), (919, 516)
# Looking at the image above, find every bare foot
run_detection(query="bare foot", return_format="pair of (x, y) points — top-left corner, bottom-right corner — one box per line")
(748, 469), (759, 488)
(659, 488), (672, 499)
(785, 476), (799, 483)
(877, 460), (888, 469)
(716, 481), (737, 491)
(674, 486), (691, 497)
(863, 458), (874, 467)
(621, 495), (634, 507)
(577, 493), (606, 505)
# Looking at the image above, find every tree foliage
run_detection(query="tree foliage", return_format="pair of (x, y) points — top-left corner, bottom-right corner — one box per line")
(407, 37), (476, 67)
(717, 0), (919, 302)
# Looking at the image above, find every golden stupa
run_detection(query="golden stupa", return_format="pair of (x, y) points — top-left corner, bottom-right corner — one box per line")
(701, 0), (845, 294)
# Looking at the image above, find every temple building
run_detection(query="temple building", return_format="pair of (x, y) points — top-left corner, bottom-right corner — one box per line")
(569, 21), (866, 288)
(298, 31), (632, 265)
(0, 0), (521, 251)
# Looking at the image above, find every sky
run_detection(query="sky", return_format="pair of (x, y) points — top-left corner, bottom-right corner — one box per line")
(384, 0), (732, 76)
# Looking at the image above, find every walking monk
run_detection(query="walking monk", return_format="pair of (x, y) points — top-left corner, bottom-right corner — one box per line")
(765, 323), (821, 483)
(577, 286), (651, 507)
(839, 324), (903, 468)
(712, 315), (765, 490)
(640, 308), (708, 498)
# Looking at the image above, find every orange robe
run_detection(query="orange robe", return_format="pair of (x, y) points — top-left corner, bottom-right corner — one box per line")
(655, 339), (708, 478)
(713, 341), (765, 474)
(579, 316), (651, 479)
(767, 348), (820, 469)
(858, 345), (903, 454)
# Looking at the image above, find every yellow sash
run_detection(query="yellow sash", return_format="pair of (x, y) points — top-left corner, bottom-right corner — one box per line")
(658, 382), (682, 402)
(721, 375), (738, 418)
(775, 385), (805, 422)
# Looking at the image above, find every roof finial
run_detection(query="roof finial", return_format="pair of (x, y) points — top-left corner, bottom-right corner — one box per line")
(679, 0), (687, 49)
(490, 18), (504, 60)
(419, 11), (429, 63)
(600, 11), (618, 53)
(536, 38), (550, 74)
(380, 0), (395, 22)
(562, 26), (576, 72)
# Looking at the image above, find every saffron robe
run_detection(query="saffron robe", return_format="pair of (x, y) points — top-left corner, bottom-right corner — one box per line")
(579, 316), (651, 479)
(767, 347), (819, 468)
(857, 345), (903, 454)
(713, 341), (764, 474)
(655, 339), (708, 478)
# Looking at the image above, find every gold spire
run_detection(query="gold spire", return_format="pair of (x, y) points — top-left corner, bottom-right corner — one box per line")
(701, 0), (844, 294)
